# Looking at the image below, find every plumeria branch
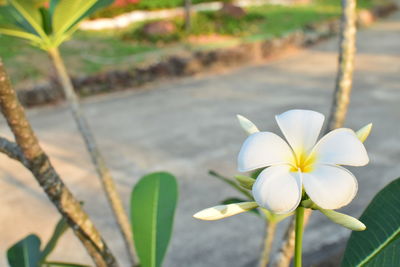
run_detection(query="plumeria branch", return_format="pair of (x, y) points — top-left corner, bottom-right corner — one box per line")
(273, 1), (358, 266)
(0, 136), (29, 168)
(0, 59), (118, 267)
(47, 47), (138, 265)
(259, 220), (277, 267)
(326, 0), (358, 131)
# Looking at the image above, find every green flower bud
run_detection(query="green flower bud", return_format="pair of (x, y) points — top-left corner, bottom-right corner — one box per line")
(234, 175), (255, 190)
(319, 208), (366, 231)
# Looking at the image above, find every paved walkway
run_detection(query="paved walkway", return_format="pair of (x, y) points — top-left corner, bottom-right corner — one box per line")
(1, 11), (400, 267)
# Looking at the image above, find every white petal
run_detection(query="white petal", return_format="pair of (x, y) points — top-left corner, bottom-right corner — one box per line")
(238, 132), (294, 172)
(275, 109), (325, 157)
(193, 202), (258, 221)
(303, 164), (358, 210)
(311, 128), (369, 166)
(237, 114), (260, 135)
(252, 165), (302, 214)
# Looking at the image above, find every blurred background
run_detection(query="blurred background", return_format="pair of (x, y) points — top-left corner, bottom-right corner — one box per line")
(1, 0), (399, 266)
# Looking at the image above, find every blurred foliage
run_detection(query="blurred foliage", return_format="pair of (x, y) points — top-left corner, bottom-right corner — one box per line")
(92, 0), (215, 18)
(0, 0), (377, 88)
(7, 218), (89, 267)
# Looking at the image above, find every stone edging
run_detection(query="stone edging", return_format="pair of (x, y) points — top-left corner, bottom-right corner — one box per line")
(17, 3), (398, 107)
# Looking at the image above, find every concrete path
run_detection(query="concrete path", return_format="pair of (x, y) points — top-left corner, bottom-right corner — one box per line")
(1, 11), (400, 267)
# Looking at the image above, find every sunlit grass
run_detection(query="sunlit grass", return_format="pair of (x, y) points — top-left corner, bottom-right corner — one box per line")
(0, 0), (376, 88)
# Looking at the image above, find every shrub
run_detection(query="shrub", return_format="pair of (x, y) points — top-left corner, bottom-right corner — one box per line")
(92, 0), (218, 19)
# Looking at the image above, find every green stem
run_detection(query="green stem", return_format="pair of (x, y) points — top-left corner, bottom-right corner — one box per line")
(294, 207), (305, 267)
(259, 221), (277, 267)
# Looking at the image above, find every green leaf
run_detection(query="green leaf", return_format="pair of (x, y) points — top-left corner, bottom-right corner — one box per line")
(342, 178), (400, 266)
(39, 7), (52, 35)
(52, 0), (96, 36)
(8, 0), (48, 39)
(0, 5), (37, 34)
(208, 170), (253, 199)
(39, 218), (69, 262)
(49, 0), (60, 15)
(222, 197), (260, 216)
(130, 172), (178, 267)
(76, 0), (114, 23)
(250, 168), (264, 179)
(0, 25), (42, 43)
(51, 0), (113, 46)
(7, 234), (42, 267)
(42, 262), (91, 267)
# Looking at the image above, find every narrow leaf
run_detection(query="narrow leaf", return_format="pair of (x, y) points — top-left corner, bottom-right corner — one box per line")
(7, 234), (42, 267)
(0, 26), (42, 42)
(0, 5), (37, 34)
(342, 178), (400, 266)
(131, 172), (178, 267)
(208, 170), (253, 199)
(49, 0), (60, 15)
(39, 7), (52, 35)
(8, 0), (48, 39)
(52, 0), (96, 36)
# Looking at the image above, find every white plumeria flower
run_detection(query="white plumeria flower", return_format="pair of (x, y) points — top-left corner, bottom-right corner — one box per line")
(238, 109), (369, 214)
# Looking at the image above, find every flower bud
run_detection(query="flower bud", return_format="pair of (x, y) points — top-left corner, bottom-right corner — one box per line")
(193, 202), (258, 221)
(319, 208), (366, 231)
(356, 123), (372, 143)
(234, 175), (255, 190)
(237, 115), (259, 135)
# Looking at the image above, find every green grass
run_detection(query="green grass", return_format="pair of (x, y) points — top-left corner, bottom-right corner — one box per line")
(0, 0), (376, 89)
(91, 0), (217, 19)
(0, 26), (157, 87)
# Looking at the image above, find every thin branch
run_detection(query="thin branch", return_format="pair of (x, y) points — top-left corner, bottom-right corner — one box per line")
(47, 47), (138, 265)
(272, 0), (358, 266)
(0, 136), (29, 167)
(0, 59), (118, 267)
(259, 221), (277, 267)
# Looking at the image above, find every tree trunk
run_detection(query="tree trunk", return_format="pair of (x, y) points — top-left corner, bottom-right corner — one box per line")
(0, 59), (118, 267)
(184, 0), (192, 32)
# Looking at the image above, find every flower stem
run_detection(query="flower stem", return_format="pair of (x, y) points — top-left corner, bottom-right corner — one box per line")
(259, 221), (277, 267)
(294, 207), (305, 267)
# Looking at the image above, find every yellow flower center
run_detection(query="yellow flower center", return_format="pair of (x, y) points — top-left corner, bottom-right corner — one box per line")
(289, 149), (316, 173)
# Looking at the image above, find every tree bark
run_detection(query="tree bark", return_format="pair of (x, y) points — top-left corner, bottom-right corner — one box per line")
(48, 47), (138, 266)
(326, 0), (357, 131)
(0, 59), (118, 267)
(272, 0), (357, 266)
(259, 221), (277, 267)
